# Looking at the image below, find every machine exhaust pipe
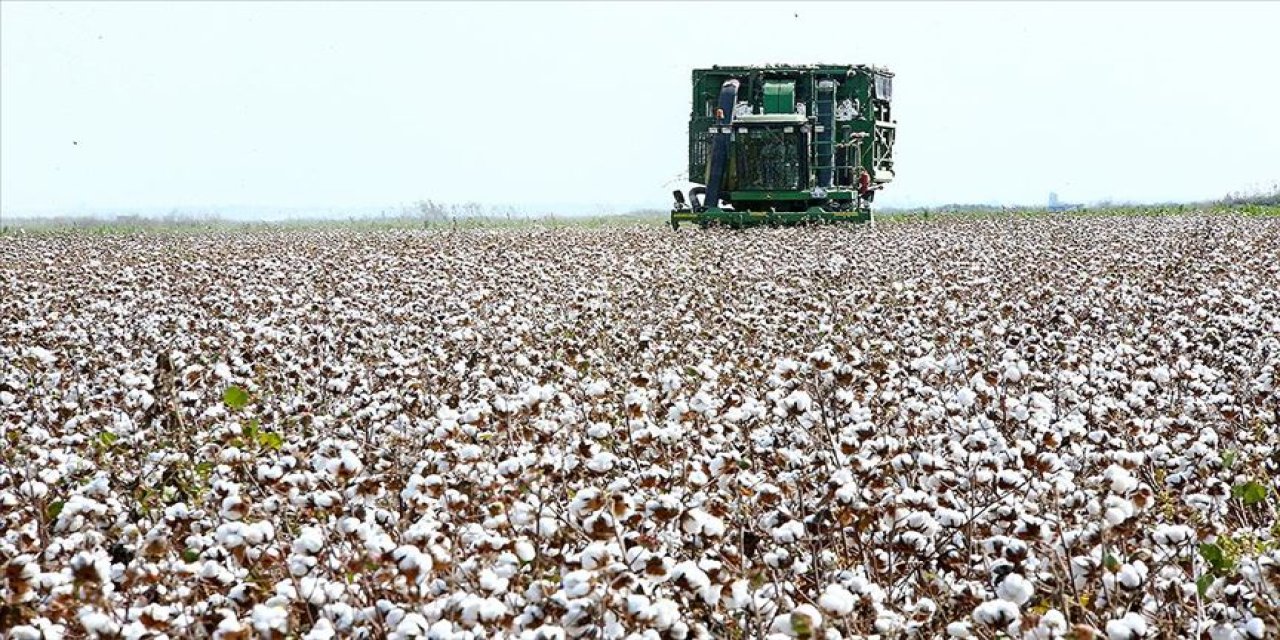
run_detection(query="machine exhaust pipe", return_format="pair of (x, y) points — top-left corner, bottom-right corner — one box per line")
(816, 79), (838, 189)
(703, 79), (740, 211)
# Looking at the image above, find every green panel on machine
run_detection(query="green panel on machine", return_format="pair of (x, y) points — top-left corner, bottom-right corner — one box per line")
(670, 64), (897, 229)
(762, 81), (795, 115)
(733, 127), (802, 190)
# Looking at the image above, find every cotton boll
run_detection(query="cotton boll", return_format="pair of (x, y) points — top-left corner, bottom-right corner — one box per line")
(1039, 610), (1067, 632)
(479, 568), (509, 593)
(293, 527), (325, 554)
(722, 580), (751, 611)
(770, 605), (823, 637)
(393, 613), (430, 638)
(651, 599), (680, 630)
(7, 626), (41, 640)
(250, 604), (288, 636)
(681, 508), (726, 538)
(562, 570), (594, 598)
(1241, 618), (1266, 640)
(392, 545), (431, 575)
(304, 619), (337, 640)
(1103, 495), (1135, 527)
(515, 540), (536, 563)
(672, 560), (710, 594)
(337, 449), (363, 476)
(1153, 524), (1194, 546)
(772, 520), (805, 543)
(973, 600), (1019, 627)
(78, 607), (120, 638)
(586, 451), (617, 473)
(1116, 562), (1148, 590)
(995, 573), (1034, 605)
(1105, 612), (1149, 639)
(818, 583), (856, 616)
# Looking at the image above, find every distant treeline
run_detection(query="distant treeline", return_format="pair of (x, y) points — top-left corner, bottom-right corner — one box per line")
(1218, 182), (1280, 206)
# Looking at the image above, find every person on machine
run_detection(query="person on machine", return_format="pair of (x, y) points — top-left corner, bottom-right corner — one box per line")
(858, 168), (878, 203)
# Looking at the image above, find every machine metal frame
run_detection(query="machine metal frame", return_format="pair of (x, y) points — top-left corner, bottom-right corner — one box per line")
(671, 64), (896, 229)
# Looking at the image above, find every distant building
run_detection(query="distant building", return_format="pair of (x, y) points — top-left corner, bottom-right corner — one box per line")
(1047, 192), (1084, 212)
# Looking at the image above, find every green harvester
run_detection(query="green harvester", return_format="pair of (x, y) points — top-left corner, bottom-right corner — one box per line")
(670, 64), (896, 229)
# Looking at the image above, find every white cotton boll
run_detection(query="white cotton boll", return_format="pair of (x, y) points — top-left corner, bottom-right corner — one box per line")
(1153, 524), (1194, 546)
(299, 576), (328, 605)
(28, 346), (57, 365)
(995, 573), (1034, 605)
(19, 481), (48, 499)
(393, 545), (430, 573)
(936, 508), (966, 528)
(682, 508), (726, 538)
(723, 580), (751, 611)
(651, 599), (680, 630)
(1242, 618), (1266, 639)
(479, 568), (510, 594)
(563, 570), (593, 598)
(818, 583), (856, 616)
(946, 621), (973, 638)
(8, 626), (40, 640)
(393, 613), (430, 637)
(770, 605), (823, 637)
(338, 449), (363, 476)
(1103, 496), (1134, 527)
(538, 516), (560, 537)
(79, 608), (120, 637)
(274, 580), (298, 602)
(474, 597), (507, 622)
(215, 523), (246, 548)
(1116, 562), (1147, 590)
(1040, 610), (1067, 631)
(70, 551), (110, 584)
(251, 604), (288, 636)
(973, 600), (1020, 627)
(672, 561), (711, 593)
(287, 555), (316, 577)
(221, 494), (251, 520)
(1104, 465), (1138, 495)
(528, 625), (566, 640)
(569, 488), (604, 518)
(586, 451), (617, 473)
(293, 527), (325, 554)
(1105, 612), (1149, 640)
(783, 390), (813, 413)
(626, 594), (652, 617)
(215, 616), (249, 639)
(515, 540), (536, 563)
(303, 619), (336, 640)
(772, 520), (806, 543)
(1206, 624), (1237, 640)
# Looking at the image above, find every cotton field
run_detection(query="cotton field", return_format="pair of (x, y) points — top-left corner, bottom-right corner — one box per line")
(1, 214), (1278, 640)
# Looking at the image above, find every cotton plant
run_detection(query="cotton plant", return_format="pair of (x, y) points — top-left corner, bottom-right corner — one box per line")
(1, 214), (1277, 637)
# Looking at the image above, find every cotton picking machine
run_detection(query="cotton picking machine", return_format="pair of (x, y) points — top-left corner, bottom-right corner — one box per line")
(670, 64), (896, 229)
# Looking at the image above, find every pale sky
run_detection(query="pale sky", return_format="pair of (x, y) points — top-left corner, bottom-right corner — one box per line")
(2, 1), (1278, 217)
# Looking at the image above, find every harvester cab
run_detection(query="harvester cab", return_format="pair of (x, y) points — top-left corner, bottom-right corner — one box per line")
(671, 64), (896, 229)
